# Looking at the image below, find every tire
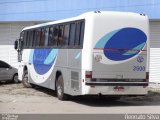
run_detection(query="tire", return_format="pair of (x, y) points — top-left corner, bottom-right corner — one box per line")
(22, 71), (33, 88)
(56, 75), (69, 100)
(12, 74), (19, 83)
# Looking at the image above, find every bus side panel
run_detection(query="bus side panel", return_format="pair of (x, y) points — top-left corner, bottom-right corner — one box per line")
(64, 49), (82, 95)
(25, 48), (83, 96)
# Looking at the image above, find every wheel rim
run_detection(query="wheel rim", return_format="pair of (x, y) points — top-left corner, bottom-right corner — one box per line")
(24, 73), (29, 84)
(57, 82), (62, 97)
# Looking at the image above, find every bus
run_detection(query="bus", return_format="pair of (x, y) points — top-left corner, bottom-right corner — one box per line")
(15, 11), (150, 100)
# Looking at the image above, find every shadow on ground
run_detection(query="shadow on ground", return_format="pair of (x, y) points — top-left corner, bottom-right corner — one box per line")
(33, 85), (160, 107)
(69, 92), (160, 107)
(1, 82), (160, 107)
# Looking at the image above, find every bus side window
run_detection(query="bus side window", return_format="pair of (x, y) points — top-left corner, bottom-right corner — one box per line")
(36, 29), (41, 47)
(32, 30), (36, 47)
(80, 21), (85, 47)
(26, 31), (30, 48)
(23, 31), (27, 48)
(20, 32), (24, 40)
(53, 26), (59, 46)
(20, 31), (24, 48)
(48, 27), (54, 46)
(75, 22), (81, 46)
(58, 25), (65, 46)
(35, 30), (38, 47)
(29, 30), (34, 48)
(39, 28), (45, 47)
(44, 27), (49, 47)
(69, 23), (76, 47)
(63, 24), (70, 47)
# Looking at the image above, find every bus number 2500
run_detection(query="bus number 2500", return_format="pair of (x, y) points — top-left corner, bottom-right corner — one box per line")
(133, 66), (145, 71)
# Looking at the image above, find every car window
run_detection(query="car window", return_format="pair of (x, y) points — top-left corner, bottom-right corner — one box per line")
(0, 61), (10, 68)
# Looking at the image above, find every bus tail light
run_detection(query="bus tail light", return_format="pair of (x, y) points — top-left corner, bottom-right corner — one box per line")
(85, 71), (92, 81)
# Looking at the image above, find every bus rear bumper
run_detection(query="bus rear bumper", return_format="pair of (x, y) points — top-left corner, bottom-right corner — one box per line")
(83, 83), (148, 95)
(86, 82), (148, 86)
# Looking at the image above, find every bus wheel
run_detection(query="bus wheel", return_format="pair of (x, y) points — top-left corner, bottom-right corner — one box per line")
(22, 71), (32, 88)
(56, 75), (68, 100)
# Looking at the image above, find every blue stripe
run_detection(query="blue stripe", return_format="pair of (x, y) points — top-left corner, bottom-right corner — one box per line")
(75, 52), (81, 59)
(44, 49), (58, 64)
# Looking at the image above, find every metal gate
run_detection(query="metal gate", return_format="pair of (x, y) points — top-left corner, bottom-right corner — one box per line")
(150, 20), (160, 84)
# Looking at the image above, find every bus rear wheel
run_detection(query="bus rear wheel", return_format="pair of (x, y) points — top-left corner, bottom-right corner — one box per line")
(56, 75), (69, 100)
(22, 71), (33, 88)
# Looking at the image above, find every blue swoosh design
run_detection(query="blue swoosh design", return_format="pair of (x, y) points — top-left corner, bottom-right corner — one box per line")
(75, 52), (81, 59)
(95, 29), (120, 48)
(31, 49), (58, 75)
(123, 42), (146, 55)
(29, 49), (34, 64)
(95, 27), (147, 61)
(44, 49), (58, 64)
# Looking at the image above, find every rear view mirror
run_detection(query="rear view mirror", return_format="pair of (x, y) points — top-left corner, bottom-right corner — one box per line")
(14, 40), (18, 50)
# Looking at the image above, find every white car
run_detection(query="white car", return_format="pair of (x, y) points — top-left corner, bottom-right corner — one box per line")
(0, 60), (19, 83)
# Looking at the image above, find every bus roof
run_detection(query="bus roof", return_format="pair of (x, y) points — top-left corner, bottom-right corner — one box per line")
(22, 11), (146, 31)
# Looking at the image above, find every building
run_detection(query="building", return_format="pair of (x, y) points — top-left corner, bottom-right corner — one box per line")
(0, 0), (160, 84)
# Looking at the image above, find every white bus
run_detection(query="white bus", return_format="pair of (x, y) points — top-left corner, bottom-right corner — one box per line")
(15, 11), (150, 100)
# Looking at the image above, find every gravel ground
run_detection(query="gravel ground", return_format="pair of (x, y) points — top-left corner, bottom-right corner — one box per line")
(0, 82), (160, 114)
(0, 82), (160, 101)
(0, 82), (53, 97)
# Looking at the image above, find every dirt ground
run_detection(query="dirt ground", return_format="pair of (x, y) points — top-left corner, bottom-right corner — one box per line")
(0, 82), (160, 114)
(0, 82), (53, 97)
